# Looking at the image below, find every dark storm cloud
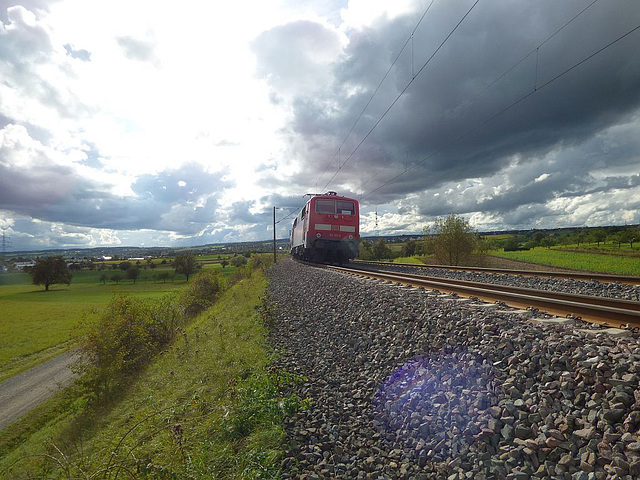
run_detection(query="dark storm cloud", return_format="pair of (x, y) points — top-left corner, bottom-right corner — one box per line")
(0, 133), (232, 235)
(227, 193), (303, 226)
(254, 0), (640, 226)
(228, 200), (261, 224)
(40, 163), (231, 234)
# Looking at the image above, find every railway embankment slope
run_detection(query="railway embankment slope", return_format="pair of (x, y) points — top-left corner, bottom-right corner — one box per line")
(269, 258), (640, 479)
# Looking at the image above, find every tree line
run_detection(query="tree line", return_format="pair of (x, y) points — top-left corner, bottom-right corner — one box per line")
(360, 216), (639, 265)
(25, 252), (252, 291)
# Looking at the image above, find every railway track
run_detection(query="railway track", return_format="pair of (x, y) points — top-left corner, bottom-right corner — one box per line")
(325, 263), (640, 328)
(354, 260), (640, 285)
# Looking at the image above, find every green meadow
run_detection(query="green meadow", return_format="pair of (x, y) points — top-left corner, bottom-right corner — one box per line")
(492, 247), (640, 276)
(1, 258), (294, 479)
(0, 262), (238, 382)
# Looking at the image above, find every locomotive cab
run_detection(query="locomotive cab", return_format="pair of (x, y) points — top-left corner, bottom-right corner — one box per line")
(290, 192), (360, 264)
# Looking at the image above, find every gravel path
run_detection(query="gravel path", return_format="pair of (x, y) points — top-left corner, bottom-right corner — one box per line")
(268, 259), (640, 479)
(0, 351), (78, 431)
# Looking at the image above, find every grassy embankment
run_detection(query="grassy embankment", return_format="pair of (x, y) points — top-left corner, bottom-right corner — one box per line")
(390, 256), (427, 265)
(0, 258), (298, 478)
(0, 262), (238, 383)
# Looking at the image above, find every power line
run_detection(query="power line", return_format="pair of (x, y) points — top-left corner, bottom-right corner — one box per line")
(361, 21), (640, 202)
(321, 0), (481, 192)
(451, 0), (600, 116)
(275, 207), (300, 225)
(314, 0), (437, 189)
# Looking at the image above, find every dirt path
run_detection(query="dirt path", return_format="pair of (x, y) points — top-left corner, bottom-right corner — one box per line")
(0, 351), (78, 431)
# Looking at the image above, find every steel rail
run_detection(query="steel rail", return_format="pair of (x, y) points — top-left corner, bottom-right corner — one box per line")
(353, 260), (640, 285)
(328, 264), (640, 327)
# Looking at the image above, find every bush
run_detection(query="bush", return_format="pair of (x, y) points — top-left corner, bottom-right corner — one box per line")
(77, 271), (227, 400)
(230, 256), (247, 267)
(77, 295), (156, 399)
(180, 270), (221, 317)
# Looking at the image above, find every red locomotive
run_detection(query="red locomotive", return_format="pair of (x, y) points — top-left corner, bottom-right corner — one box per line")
(290, 191), (360, 263)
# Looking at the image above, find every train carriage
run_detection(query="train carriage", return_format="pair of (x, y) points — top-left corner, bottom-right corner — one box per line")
(290, 192), (360, 263)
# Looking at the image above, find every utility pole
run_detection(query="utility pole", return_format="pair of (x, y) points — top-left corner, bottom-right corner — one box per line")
(375, 206), (379, 239)
(273, 206), (277, 264)
(1, 231), (10, 271)
(1, 231), (9, 257)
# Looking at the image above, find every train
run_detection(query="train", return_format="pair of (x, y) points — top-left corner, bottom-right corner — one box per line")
(290, 191), (360, 263)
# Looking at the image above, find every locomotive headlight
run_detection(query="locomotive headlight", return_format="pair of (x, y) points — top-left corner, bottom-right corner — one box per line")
(316, 233), (322, 238)
(348, 235), (354, 240)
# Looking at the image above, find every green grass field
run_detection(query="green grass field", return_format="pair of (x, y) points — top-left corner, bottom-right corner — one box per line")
(0, 262), (241, 381)
(0, 272), (177, 382)
(391, 256), (426, 264)
(492, 247), (640, 276)
(1, 266), (292, 479)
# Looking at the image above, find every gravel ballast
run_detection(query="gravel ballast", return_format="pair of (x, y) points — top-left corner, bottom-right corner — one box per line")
(356, 263), (640, 302)
(268, 259), (640, 479)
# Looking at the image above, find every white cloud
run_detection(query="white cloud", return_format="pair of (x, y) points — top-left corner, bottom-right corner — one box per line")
(1, 0), (640, 250)
(534, 173), (550, 182)
(341, 0), (417, 29)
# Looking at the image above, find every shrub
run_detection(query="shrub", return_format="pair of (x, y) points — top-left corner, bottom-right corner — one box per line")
(180, 270), (221, 317)
(77, 295), (156, 399)
(230, 256), (247, 267)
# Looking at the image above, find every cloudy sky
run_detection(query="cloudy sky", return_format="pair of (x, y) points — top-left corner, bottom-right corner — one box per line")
(1, 0), (639, 251)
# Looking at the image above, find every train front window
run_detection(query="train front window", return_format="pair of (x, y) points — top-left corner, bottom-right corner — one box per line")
(336, 200), (355, 215)
(315, 199), (335, 214)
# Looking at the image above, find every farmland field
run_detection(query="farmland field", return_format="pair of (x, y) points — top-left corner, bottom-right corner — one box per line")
(0, 263), (238, 382)
(492, 247), (640, 276)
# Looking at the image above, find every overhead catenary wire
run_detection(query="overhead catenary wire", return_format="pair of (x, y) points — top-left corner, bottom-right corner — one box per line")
(314, 0), (437, 189)
(275, 208), (299, 225)
(324, 0), (600, 197)
(321, 0), (481, 192)
(360, 21), (640, 202)
(453, 0), (600, 114)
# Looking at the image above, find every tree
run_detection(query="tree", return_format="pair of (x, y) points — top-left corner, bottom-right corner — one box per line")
(30, 256), (73, 291)
(119, 261), (132, 271)
(619, 229), (636, 248)
(590, 228), (607, 247)
(371, 239), (392, 260)
(230, 255), (247, 267)
(174, 252), (200, 281)
(221, 259), (229, 268)
(431, 214), (477, 265)
(127, 267), (140, 284)
(110, 273), (123, 284)
(401, 240), (417, 257)
(540, 237), (558, 249)
(99, 273), (108, 284)
(157, 271), (170, 283)
(476, 238), (495, 255)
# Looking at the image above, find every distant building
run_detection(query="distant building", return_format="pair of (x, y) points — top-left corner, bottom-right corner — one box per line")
(14, 261), (35, 270)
